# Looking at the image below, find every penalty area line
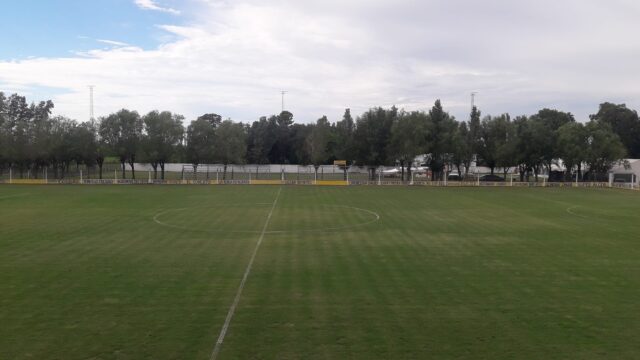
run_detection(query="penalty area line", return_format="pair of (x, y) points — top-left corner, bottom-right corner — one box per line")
(209, 187), (282, 360)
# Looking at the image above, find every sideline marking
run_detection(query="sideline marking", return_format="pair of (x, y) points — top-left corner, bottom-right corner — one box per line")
(209, 187), (282, 360)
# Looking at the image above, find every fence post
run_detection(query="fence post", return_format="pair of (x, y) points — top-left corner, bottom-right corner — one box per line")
(9, 167), (12, 184)
(378, 168), (381, 186)
(608, 172), (613, 188)
(80, 170), (83, 184)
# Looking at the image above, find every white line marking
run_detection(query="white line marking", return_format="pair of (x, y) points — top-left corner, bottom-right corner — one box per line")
(152, 204), (380, 234)
(566, 205), (589, 219)
(209, 187), (282, 360)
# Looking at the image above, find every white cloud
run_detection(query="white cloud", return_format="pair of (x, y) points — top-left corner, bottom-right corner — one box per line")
(1, 0), (640, 123)
(134, 0), (180, 15)
(97, 39), (130, 47)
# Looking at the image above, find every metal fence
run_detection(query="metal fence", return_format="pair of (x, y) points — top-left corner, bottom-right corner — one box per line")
(1, 163), (638, 190)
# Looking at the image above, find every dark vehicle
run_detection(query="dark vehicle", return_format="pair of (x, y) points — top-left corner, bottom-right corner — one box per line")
(447, 173), (462, 181)
(480, 174), (505, 182)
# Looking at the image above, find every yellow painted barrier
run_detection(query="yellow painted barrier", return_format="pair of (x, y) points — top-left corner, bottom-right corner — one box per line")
(209, 180), (220, 185)
(250, 180), (285, 185)
(315, 180), (349, 186)
(10, 179), (48, 185)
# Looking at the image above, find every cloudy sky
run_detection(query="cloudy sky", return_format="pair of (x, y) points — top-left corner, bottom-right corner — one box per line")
(1, 0), (639, 123)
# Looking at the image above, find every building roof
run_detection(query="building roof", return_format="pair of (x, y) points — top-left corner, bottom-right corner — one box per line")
(610, 159), (640, 173)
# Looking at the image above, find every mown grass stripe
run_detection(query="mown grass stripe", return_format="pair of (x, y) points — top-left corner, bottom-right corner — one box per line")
(210, 187), (282, 360)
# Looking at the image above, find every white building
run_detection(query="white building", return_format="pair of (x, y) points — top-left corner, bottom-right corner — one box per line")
(609, 159), (640, 184)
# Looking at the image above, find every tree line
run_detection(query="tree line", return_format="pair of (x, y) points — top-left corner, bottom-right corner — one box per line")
(1, 91), (637, 181)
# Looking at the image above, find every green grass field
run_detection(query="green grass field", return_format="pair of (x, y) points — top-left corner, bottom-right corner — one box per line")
(1, 185), (640, 359)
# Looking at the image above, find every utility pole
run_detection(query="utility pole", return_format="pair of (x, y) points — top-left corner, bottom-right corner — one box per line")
(281, 90), (287, 112)
(89, 85), (95, 121)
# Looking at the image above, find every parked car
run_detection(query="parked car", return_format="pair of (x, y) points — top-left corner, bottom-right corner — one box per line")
(447, 173), (462, 181)
(479, 174), (505, 182)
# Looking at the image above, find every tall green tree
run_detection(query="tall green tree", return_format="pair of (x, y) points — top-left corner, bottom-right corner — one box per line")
(48, 116), (77, 178)
(529, 108), (575, 174)
(71, 122), (100, 176)
(557, 122), (588, 180)
(197, 113), (222, 128)
(0, 94), (54, 176)
(214, 120), (247, 179)
(306, 116), (332, 178)
(468, 106), (482, 159)
(590, 102), (640, 158)
(143, 111), (185, 179)
(478, 114), (516, 177)
(584, 121), (626, 179)
(496, 118), (518, 179)
(512, 116), (540, 181)
(87, 119), (107, 179)
(185, 117), (216, 173)
(247, 116), (277, 164)
(270, 111), (294, 164)
(478, 114), (505, 175)
(388, 110), (427, 181)
(353, 107), (397, 180)
(289, 123), (312, 165)
(425, 100), (457, 180)
(452, 121), (474, 178)
(335, 108), (355, 162)
(99, 109), (143, 179)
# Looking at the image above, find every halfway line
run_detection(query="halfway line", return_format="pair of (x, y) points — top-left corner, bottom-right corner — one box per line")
(210, 187), (282, 360)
